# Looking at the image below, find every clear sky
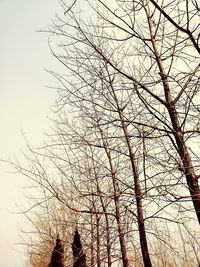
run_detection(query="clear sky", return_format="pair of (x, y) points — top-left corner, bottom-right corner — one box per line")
(0, 1), (62, 266)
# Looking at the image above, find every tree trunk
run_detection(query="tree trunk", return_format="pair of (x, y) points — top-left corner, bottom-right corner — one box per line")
(147, 12), (200, 223)
(110, 79), (152, 267)
(123, 124), (153, 267)
(168, 103), (200, 223)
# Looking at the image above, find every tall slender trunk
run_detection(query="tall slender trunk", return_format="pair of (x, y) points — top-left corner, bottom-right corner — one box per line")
(105, 148), (129, 267)
(168, 103), (200, 223)
(105, 214), (112, 267)
(147, 12), (200, 223)
(96, 214), (101, 267)
(90, 147), (112, 267)
(96, 177), (112, 267)
(91, 183), (101, 267)
(90, 214), (95, 267)
(89, 171), (102, 267)
(119, 115), (153, 267)
(109, 73), (152, 267)
(94, 107), (129, 267)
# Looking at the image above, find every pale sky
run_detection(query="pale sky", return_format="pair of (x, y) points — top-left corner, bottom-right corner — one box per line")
(0, 1), (62, 266)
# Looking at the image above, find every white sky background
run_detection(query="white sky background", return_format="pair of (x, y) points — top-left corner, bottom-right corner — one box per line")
(0, 1), (63, 266)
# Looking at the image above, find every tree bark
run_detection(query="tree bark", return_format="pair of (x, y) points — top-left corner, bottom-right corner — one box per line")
(147, 11), (200, 223)
(168, 103), (200, 223)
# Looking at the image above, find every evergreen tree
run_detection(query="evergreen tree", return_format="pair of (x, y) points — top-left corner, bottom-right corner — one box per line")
(72, 229), (87, 267)
(49, 234), (64, 267)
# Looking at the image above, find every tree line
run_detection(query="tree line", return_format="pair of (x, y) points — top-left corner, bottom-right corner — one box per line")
(11, 0), (200, 266)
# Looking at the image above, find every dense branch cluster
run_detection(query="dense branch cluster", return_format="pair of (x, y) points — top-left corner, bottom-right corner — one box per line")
(14, 0), (200, 266)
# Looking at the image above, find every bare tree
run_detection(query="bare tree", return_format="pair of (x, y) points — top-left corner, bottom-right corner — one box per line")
(49, 0), (200, 223)
(9, 0), (200, 266)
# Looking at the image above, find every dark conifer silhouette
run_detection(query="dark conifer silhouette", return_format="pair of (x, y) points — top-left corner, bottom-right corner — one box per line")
(72, 229), (87, 267)
(49, 234), (64, 267)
